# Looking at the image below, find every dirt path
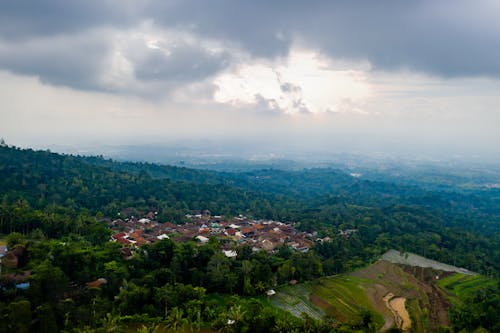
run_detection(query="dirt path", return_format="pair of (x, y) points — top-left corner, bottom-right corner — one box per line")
(383, 293), (411, 331)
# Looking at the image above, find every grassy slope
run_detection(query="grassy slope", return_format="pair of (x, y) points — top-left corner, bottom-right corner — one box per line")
(271, 258), (498, 332)
(312, 275), (383, 326)
(271, 275), (384, 327)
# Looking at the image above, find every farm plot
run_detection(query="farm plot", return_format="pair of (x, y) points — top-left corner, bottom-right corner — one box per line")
(271, 283), (325, 320)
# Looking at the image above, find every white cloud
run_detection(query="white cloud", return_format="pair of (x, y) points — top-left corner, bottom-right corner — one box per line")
(213, 50), (372, 114)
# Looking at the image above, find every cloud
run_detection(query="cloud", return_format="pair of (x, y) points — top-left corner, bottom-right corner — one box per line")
(147, 0), (500, 78)
(1, 0), (500, 98)
(1, 0), (500, 161)
(0, 0), (142, 39)
(0, 22), (235, 98)
(0, 30), (116, 92)
(213, 50), (371, 114)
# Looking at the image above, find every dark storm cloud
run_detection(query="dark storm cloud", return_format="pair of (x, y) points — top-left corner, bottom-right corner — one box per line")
(0, 0), (139, 39)
(147, 0), (500, 77)
(0, 0), (499, 94)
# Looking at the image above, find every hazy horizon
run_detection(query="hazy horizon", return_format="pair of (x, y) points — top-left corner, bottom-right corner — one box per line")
(2, 1), (500, 163)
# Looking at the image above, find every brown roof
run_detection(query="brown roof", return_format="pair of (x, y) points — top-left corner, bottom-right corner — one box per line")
(130, 230), (143, 238)
(113, 232), (127, 239)
(163, 222), (177, 229)
(241, 227), (253, 234)
(86, 278), (107, 289)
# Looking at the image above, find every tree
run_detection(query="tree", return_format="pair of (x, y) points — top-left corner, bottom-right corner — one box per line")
(240, 260), (254, 295)
(29, 261), (69, 306)
(8, 300), (32, 333)
(34, 303), (58, 333)
(207, 253), (237, 292)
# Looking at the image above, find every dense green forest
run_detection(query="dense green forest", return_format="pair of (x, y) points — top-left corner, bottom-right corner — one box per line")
(0, 145), (498, 332)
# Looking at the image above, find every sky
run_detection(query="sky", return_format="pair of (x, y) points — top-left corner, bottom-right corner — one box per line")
(1, 0), (500, 161)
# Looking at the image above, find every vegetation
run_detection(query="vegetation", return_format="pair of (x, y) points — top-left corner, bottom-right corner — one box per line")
(439, 274), (500, 332)
(0, 145), (498, 332)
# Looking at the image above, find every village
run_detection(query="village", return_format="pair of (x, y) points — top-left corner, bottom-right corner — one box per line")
(108, 210), (319, 256)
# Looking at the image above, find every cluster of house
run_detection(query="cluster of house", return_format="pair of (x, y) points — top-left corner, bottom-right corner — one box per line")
(108, 211), (318, 254)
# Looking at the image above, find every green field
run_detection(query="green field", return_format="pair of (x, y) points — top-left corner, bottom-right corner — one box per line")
(272, 275), (384, 328)
(271, 282), (326, 320)
(311, 276), (383, 325)
(438, 274), (497, 301)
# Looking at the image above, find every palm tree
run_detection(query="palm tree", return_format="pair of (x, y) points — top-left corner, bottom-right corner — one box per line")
(99, 313), (124, 333)
(136, 323), (161, 333)
(166, 307), (188, 332)
(241, 260), (253, 294)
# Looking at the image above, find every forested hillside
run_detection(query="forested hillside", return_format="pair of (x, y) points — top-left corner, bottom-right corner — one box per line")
(85, 155), (500, 235)
(0, 145), (498, 332)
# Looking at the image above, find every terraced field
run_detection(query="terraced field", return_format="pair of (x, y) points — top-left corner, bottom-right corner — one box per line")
(271, 283), (325, 320)
(310, 275), (383, 326)
(438, 273), (497, 301)
(271, 251), (496, 332)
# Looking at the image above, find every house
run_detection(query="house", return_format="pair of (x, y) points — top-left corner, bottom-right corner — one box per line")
(1, 252), (18, 269)
(86, 278), (108, 289)
(112, 232), (133, 245)
(146, 211), (157, 219)
(261, 239), (276, 251)
(112, 232), (127, 240)
(1, 245), (26, 269)
(339, 229), (358, 238)
(241, 227), (254, 236)
(195, 235), (209, 244)
(115, 237), (131, 245)
(223, 250), (237, 258)
(254, 224), (265, 231)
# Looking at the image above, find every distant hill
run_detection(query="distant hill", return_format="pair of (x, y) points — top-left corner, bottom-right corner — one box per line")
(84, 153), (500, 235)
(1, 145), (498, 275)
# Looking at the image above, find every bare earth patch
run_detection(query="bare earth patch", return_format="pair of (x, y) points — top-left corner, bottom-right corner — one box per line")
(387, 296), (411, 331)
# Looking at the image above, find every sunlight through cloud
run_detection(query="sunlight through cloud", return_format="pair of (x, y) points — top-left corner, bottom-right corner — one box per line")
(213, 50), (372, 114)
